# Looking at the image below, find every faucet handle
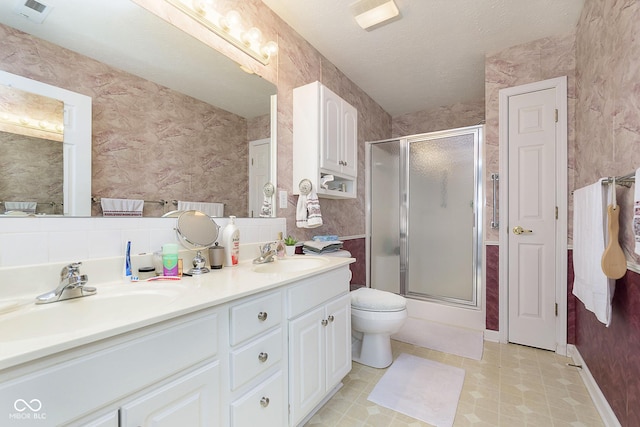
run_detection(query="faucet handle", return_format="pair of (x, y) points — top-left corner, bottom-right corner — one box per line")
(61, 262), (82, 278)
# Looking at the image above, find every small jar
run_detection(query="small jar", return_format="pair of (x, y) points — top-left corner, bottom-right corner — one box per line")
(137, 266), (156, 280)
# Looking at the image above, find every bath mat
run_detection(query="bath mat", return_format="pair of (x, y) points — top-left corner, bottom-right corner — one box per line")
(368, 353), (464, 427)
(392, 317), (483, 360)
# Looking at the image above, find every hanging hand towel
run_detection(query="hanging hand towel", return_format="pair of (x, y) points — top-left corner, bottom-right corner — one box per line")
(101, 198), (144, 217)
(306, 190), (323, 228)
(259, 195), (272, 218)
(177, 201), (224, 217)
(572, 179), (615, 326)
(296, 194), (308, 228)
(634, 168), (640, 256)
(4, 201), (36, 214)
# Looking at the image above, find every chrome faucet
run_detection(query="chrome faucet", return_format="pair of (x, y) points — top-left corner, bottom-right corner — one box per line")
(36, 262), (96, 304)
(253, 242), (276, 264)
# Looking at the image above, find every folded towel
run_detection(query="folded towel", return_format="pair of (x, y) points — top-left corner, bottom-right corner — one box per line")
(296, 194), (308, 228)
(259, 195), (272, 218)
(313, 235), (339, 241)
(101, 198), (143, 217)
(303, 240), (343, 254)
(572, 179), (615, 326)
(177, 201), (224, 217)
(306, 190), (323, 228)
(634, 168), (640, 256)
(4, 201), (36, 214)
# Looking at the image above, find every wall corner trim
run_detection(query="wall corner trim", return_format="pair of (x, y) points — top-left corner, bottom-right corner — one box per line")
(568, 344), (622, 427)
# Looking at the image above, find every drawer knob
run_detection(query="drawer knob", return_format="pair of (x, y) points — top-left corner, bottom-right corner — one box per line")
(321, 319), (328, 326)
(257, 311), (268, 321)
(258, 352), (268, 363)
(260, 397), (270, 407)
(328, 315), (335, 322)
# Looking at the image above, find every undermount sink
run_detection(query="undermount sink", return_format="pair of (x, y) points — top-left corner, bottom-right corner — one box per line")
(252, 256), (330, 274)
(0, 285), (183, 343)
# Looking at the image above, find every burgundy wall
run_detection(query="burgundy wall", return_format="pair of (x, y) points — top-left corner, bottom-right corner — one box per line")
(342, 238), (365, 289)
(575, 269), (640, 426)
(485, 245), (499, 331)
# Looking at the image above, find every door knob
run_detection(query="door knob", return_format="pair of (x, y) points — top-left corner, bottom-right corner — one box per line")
(512, 226), (533, 235)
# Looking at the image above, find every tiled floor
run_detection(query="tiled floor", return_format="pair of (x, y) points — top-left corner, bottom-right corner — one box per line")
(305, 340), (605, 426)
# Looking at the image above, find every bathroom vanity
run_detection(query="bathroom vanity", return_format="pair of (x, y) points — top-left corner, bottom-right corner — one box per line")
(0, 255), (353, 426)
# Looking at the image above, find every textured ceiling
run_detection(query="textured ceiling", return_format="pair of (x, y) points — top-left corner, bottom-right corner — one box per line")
(261, 0), (585, 116)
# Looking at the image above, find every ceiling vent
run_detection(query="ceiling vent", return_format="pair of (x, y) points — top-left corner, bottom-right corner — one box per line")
(13, 0), (53, 24)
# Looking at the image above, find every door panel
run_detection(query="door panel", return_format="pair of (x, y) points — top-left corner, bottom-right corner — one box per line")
(507, 88), (557, 351)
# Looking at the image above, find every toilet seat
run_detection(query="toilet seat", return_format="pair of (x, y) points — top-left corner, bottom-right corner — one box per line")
(350, 287), (406, 312)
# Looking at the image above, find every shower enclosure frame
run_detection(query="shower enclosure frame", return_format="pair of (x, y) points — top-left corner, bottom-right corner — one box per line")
(365, 125), (484, 309)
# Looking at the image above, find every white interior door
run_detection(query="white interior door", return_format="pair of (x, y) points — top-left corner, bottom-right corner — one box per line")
(248, 138), (271, 217)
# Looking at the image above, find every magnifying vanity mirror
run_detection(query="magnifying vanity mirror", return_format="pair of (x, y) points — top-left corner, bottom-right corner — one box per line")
(0, 0), (277, 218)
(175, 210), (220, 275)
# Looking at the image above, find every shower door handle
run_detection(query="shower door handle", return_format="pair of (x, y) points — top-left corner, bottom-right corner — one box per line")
(512, 226), (533, 235)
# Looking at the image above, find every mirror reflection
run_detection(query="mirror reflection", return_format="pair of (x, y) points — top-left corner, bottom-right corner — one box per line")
(0, 0), (277, 218)
(0, 85), (65, 215)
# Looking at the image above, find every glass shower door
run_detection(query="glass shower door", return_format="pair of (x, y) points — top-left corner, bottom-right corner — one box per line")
(369, 140), (401, 294)
(407, 131), (479, 304)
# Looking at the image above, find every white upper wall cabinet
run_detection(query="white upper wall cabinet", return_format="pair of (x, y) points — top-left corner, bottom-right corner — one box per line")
(293, 81), (358, 199)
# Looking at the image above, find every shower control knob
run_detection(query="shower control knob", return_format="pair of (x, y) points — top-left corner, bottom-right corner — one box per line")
(513, 226), (533, 235)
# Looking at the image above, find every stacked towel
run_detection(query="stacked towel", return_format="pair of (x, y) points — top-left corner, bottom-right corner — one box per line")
(259, 195), (272, 218)
(177, 201), (224, 217)
(4, 201), (36, 214)
(101, 198), (143, 217)
(572, 179), (615, 326)
(634, 168), (640, 256)
(303, 239), (343, 255)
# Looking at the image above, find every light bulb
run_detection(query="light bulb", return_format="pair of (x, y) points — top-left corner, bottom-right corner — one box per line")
(191, 0), (213, 15)
(261, 41), (279, 60)
(242, 27), (262, 46)
(220, 10), (242, 31)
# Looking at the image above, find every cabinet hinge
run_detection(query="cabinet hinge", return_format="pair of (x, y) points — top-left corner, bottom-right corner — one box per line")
(251, 158), (254, 166)
(555, 206), (558, 220)
(555, 303), (558, 316)
(555, 109), (558, 123)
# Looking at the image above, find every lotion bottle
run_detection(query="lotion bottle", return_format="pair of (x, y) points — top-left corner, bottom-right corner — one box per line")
(275, 231), (286, 258)
(222, 216), (240, 266)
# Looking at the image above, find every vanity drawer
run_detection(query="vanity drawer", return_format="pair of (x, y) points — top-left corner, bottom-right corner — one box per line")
(230, 291), (282, 345)
(288, 267), (351, 318)
(230, 371), (284, 427)
(230, 328), (283, 391)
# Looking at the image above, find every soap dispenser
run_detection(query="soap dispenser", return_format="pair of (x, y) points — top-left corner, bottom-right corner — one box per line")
(275, 232), (286, 258)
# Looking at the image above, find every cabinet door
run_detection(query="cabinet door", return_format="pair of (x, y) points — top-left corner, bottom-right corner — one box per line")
(320, 85), (342, 174)
(325, 293), (352, 389)
(289, 306), (325, 426)
(76, 411), (119, 427)
(120, 362), (220, 427)
(341, 102), (358, 178)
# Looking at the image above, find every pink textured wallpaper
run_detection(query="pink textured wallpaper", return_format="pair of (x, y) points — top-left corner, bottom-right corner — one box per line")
(391, 99), (485, 138)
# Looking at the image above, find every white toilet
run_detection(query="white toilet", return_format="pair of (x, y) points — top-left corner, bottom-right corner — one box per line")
(350, 287), (407, 368)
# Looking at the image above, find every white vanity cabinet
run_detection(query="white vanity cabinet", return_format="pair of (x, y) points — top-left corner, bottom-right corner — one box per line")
(0, 310), (223, 427)
(287, 268), (352, 426)
(293, 81), (358, 199)
(228, 290), (287, 427)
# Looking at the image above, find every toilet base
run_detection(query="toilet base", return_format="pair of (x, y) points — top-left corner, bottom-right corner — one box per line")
(351, 332), (393, 369)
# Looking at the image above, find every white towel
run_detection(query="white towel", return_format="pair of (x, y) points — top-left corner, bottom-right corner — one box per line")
(634, 168), (640, 256)
(177, 201), (224, 217)
(101, 198), (144, 217)
(4, 201), (36, 214)
(306, 190), (323, 228)
(296, 194), (308, 228)
(572, 179), (615, 326)
(259, 195), (272, 218)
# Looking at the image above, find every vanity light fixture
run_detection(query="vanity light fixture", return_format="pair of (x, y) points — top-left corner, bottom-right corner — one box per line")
(164, 0), (278, 65)
(351, 0), (400, 30)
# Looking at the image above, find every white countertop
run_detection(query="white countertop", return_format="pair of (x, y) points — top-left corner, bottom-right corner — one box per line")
(0, 255), (354, 371)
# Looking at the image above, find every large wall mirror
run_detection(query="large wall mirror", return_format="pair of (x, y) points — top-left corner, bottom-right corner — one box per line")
(0, 0), (277, 218)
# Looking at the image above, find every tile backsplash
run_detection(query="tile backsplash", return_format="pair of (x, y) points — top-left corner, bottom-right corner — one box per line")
(0, 217), (285, 268)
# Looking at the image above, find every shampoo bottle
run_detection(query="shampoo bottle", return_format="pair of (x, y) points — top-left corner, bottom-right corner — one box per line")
(222, 216), (240, 266)
(275, 231), (286, 258)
